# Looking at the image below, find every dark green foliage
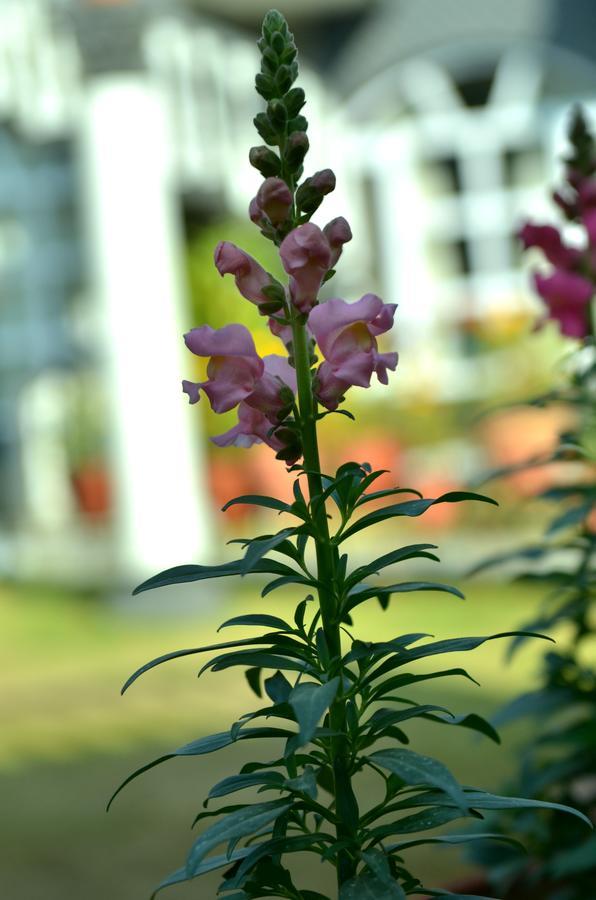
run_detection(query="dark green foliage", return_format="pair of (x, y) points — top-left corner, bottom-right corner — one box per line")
(466, 287), (595, 893)
(114, 461), (588, 898)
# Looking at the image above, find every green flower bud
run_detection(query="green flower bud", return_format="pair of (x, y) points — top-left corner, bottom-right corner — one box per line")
(287, 114), (308, 135)
(253, 112), (279, 146)
(268, 99), (287, 128)
(249, 145), (282, 178)
(261, 282), (286, 305)
(280, 46), (297, 64)
(261, 47), (279, 74)
(255, 72), (276, 100)
(284, 131), (309, 169)
(262, 10), (288, 39)
(295, 169), (336, 214)
(275, 64), (294, 95)
(259, 299), (285, 315)
(284, 87), (305, 118)
(270, 31), (285, 55)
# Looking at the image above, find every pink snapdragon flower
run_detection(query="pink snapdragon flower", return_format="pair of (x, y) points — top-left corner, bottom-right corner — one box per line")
(214, 242), (274, 310)
(533, 271), (593, 338)
(250, 177), (293, 227)
(244, 354), (297, 423)
(212, 402), (285, 451)
(280, 223), (331, 313)
(518, 223), (580, 269)
(182, 324), (263, 413)
(308, 294), (398, 410)
(213, 401), (301, 463)
(279, 218), (353, 314)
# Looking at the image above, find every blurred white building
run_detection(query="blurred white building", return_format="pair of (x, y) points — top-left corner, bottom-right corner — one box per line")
(0, 0), (595, 585)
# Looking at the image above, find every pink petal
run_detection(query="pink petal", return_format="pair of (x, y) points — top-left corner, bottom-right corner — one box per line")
(262, 354), (297, 392)
(182, 380), (202, 404)
(203, 356), (263, 413)
(268, 317), (294, 349)
(314, 362), (350, 411)
(518, 223), (580, 269)
(184, 323), (259, 359)
(214, 242), (271, 306)
(331, 347), (375, 387)
(308, 295), (383, 357)
(374, 351), (399, 384)
(279, 223), (332, 313)
(533, 270), (592, 338)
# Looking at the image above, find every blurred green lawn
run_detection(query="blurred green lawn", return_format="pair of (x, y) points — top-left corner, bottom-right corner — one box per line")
(1, 577), (555, 899)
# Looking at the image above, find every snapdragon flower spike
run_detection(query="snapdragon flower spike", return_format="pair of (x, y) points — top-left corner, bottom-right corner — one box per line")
(214, 242), (278, 313)
(533, 270), (593, 338)
(309, 293), (398, 410)
(182, 324), (263, 413)
(279, 218), (352, 313)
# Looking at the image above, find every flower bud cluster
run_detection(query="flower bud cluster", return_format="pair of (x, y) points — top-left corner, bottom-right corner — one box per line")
(521, 108), (596, 339)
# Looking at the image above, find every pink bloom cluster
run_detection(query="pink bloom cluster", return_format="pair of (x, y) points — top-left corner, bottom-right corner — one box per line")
(310, 295), (397, 410)
(520, 176), (595, 338)
(182, 324), (297, 458)
(184, 212), (398, 461)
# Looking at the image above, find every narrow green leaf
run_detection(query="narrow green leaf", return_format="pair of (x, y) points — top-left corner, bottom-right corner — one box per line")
(347, 581), (464, 612)
(288, 677), (340, 748)
(241, 528), (298, 575)
(244, 667), (262, 698)
(546, 499), (593, 535)
(369, 805), (468, 838)
(204, 650), (312, 677)
(386, 832), (524, 853)
(225, 833), (332, 888)
(222, 494), (292, 513)
(363, 704), (454, 736)
(219, 614), (293, 632)
(208, 771), (284, 800)
(345, 544), (439, 590)
(340, 491), (497, 542)
(355, 486), (423, 507)
(261, 574), (316, 597)
(459, 790), (594, 827)
(186, 800), (292, 875)
(441, 713), (500, 744)
(370, 668), (480, 701)
(264, 671), (293, 703)
(422, 891), (498, 899)
(366, 631), (553, 685)
(150, 848), (252, 898)
(122, 636), (281, 694)
(133, 558), (299, 594)
(107, 727), (291, 810)
(343, 633), (430, 664)
(340, 873), (406, 899)
(284, 766), (318, 799)
(368, 748), (467, 811)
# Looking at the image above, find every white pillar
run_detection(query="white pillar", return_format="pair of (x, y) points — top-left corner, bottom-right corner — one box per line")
(78, 75), (211, 583)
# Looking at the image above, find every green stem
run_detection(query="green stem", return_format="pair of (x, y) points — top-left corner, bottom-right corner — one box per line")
(290, 312), (359, 888)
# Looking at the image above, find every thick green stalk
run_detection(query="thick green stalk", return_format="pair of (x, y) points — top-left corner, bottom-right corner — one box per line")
(290, 312), (359, 887)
